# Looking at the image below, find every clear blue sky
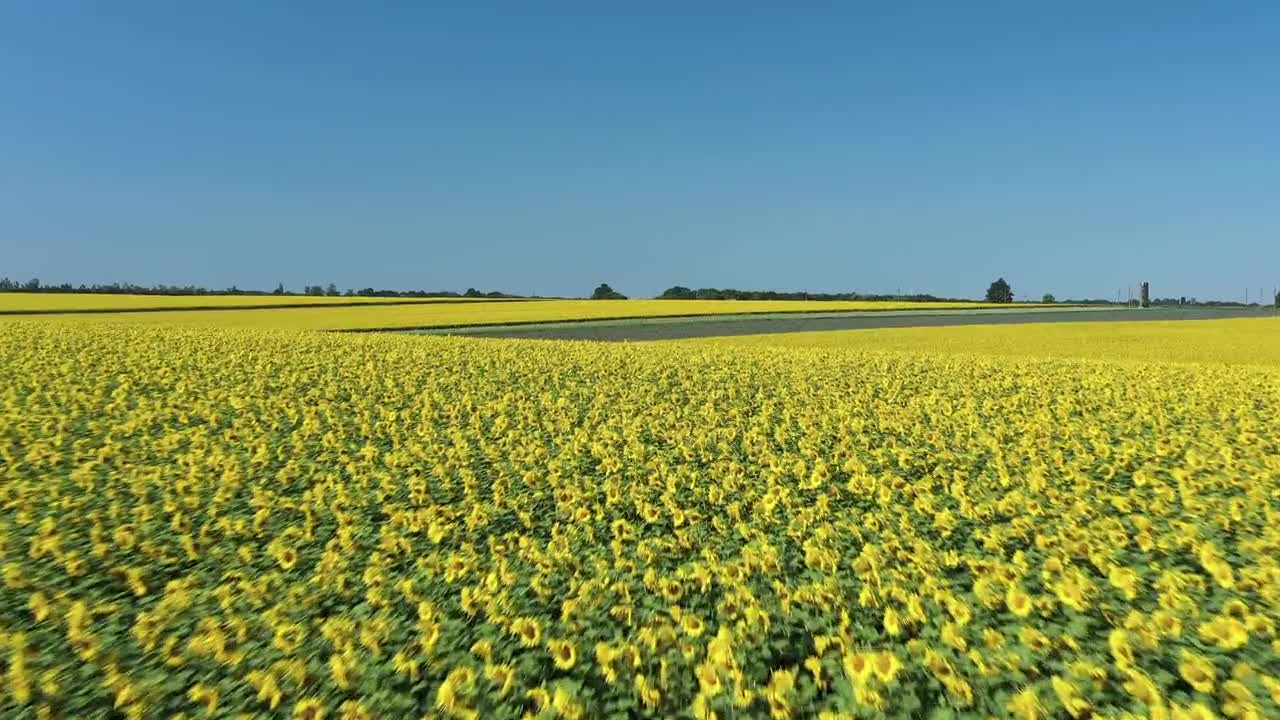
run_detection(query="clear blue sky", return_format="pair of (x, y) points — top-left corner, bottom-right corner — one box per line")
(2, 2), (1277, 300)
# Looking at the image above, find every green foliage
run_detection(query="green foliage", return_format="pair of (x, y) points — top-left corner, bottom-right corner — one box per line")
(656, 286), (970, 302)
(985, 278), (1013, 304)
(1042, 293), (1056, 304)
(591, 283), (627, 300)
(658, 286), (697, 299)
(0, 278), (506, 299)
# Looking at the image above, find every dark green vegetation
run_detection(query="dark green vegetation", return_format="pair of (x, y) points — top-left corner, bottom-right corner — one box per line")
(985, 278), (1014, 303)
(656, 286), (973, 302)
(0, 277), (521, 299)
(590, 283), (628, 299)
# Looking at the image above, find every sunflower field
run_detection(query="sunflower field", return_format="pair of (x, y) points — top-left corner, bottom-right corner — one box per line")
(2, 321), (1279, 719)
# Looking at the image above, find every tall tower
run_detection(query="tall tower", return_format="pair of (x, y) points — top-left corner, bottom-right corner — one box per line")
(1139, 282), (1150, 308)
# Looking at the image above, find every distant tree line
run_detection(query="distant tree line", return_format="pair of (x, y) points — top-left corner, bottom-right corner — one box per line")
(1044, 296), (1263, 307)
(0, 277), (520, 299)
(656, 286), (973, 302)
(1148, 297), (1256, 308)
(590, 283), (627, 300)
(6, 276), (1268, 306)
(1047, 295), (1269, 308)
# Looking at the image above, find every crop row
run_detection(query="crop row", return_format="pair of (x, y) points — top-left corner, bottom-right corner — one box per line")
(1, 322), (1278, 718)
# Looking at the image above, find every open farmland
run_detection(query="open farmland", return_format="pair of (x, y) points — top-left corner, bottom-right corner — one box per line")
(2, 318), (1279, 719)
(694, 316), (1280, 367)
(32, 299), (1007, 331)
(435, 307), (1267, 343)
(0, 293), (510, 314)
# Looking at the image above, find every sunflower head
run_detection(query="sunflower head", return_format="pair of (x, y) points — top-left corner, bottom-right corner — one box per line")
(548, 639), (576, 670)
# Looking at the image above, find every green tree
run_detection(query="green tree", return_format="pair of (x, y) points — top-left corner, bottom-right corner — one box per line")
(1042, 293), (1056, 304)
(658, 286), (696, 299)
(591, 283), (627, 300)
(985, 278), (1013, 303)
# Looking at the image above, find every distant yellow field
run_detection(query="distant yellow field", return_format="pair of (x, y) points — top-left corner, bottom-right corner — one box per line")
(36, 299), (1003, 330)
(0, 292), (503, 313)
(690, 316), (1280, 366)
